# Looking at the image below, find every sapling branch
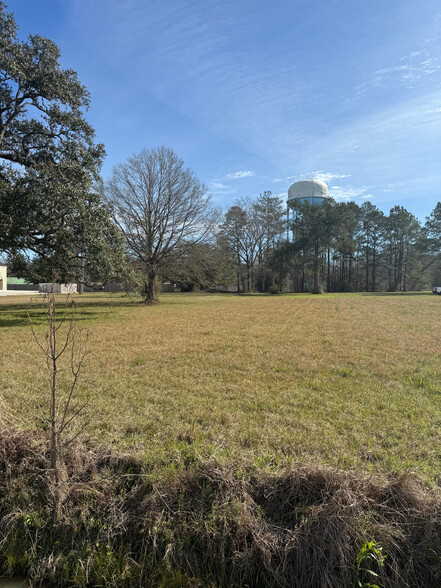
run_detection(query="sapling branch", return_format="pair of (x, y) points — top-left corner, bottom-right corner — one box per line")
(27, 285), (91, 521)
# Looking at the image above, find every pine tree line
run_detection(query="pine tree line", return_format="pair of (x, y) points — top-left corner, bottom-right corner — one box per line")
(216, 196), (441, 294)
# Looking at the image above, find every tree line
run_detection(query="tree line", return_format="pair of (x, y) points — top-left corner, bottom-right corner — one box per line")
(216, 197), (441, 294)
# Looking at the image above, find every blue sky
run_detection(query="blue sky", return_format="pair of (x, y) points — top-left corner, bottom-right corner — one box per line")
(10, 0), (441, 219)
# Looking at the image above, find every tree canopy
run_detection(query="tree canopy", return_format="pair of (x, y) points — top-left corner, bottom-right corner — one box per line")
(0, 1), (123, 283)
(219, 195), (441, 294)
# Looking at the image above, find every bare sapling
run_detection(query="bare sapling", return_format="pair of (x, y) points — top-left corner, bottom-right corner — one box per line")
(28, 286), (90, 521)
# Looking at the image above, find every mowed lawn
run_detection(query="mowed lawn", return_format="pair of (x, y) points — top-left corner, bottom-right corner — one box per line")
(1, 292), (441, 483)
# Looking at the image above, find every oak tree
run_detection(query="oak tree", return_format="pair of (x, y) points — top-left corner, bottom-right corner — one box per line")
(0, 2), (123, 283)
(107, 146), (218, 303)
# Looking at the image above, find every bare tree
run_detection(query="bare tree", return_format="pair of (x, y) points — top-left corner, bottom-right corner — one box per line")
(107, 146), (218, 303)
(28, 288), (89, 521)
(219, 198), (268, 292)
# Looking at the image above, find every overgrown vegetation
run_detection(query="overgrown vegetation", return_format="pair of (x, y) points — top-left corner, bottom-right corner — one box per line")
(1, 426), (440, 587)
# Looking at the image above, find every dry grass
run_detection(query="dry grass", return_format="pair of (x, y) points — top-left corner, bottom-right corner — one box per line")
(2, 291), (441, 586)
(1, 291), (441, 481)
(1, 426), (440, 587)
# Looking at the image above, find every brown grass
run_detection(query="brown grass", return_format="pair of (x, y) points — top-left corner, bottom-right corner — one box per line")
(2, 291), (441, 585)
(0, 425), (440, 587)
(1, 292), (441, 481)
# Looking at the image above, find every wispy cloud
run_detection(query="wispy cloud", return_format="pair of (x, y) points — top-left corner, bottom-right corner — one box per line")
(65, 1), (441, 216)
(426, 106), (441, 114)
(298, 91), (441, 204)
(274, 172), (350, 186)
(355, 57), (440, 95)
(353, 35), (441, 99)
(273, 175), (296, 183)
(209, 181), (237, 197)
(302, 171), (350, 184)
(225, 170), (255, 179)
(329, 185), (372, 201)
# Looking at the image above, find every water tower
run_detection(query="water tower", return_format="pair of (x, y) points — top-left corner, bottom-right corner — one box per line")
(286, 179), (329, 240)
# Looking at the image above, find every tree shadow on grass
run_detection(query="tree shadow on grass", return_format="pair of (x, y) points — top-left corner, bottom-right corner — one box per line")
(0, 297), (140, 329)
(359, 291), (433, 297)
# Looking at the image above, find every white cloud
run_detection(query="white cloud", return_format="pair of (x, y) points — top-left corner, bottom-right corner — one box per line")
(353, 43), (441, 98)
(74, 1), (441, 214)
(225, 170), (255, 179)
(328, 185), (371, 201)
(209, 180), (236, 196)
(302, 171), (350, 184)
(274, 175), (296, 183)
(274, 172), (349, 185)
(426, 106), (441, 114)
(297, 91), (441, 201)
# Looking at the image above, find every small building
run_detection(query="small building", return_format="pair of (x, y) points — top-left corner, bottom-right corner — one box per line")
(7, 277), (28, 286)
(161, 281), (175, 293)
(39, 283), (77, 294)
(0, 264), (7, 292)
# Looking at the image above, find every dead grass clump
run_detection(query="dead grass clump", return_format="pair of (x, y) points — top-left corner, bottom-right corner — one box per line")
(0, 429), (440, 587)
(248, 468), (440, 587)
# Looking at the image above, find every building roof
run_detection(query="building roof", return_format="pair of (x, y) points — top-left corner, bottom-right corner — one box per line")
(7, 277), (29, 285)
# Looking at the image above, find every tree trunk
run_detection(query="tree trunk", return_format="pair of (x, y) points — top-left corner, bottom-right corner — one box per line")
(312, 238), (322, 294)
(236, 252), (241, 293)
(388, 247), (393, 291)
(145, 269), (158, 303)
(326, 247), (331, 292)
(372, 243), (376, 292)
(403, 246), (408, 292)
(365, 247), (369, 292)
(348, 255), (352, 291)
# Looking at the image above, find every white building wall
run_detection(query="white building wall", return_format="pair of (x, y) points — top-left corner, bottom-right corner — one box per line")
(39, 283), (77, 294)
(0, 265), (7, 292)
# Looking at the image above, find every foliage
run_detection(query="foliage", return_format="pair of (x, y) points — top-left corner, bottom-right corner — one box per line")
(0, 2), (125, 283)
(219, 191), (441, 293)
(289, 198), (337, 293)
(163, 241), (235, 291)
(219, 192), (285, 293)
(355, 540), (387, 588)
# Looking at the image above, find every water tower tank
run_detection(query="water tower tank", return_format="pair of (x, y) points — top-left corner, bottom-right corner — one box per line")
(287, 179), (329, 208)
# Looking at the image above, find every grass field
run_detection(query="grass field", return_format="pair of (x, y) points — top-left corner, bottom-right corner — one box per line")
(1, 291), (441, 484)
